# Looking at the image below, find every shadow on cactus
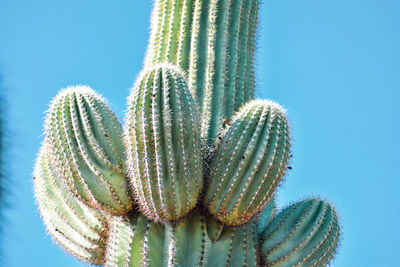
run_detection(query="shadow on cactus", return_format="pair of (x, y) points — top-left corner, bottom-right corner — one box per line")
(33, 1), (341, 266)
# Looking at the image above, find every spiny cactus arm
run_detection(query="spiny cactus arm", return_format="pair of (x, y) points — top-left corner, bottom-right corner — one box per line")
(33, 146), (108, 265)
(44, 86), (133, 215)
(124, 64), (203, 222)
(145, 0), (260, 144)
(259, 198), (340, 267)
(205, 100), (291, 225)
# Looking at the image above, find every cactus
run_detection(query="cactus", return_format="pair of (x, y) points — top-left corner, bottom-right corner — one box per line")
(33, 0), (341, 266)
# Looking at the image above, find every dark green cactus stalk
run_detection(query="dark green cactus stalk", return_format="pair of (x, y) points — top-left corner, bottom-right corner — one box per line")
(44, 86), (133, 215)
(205, 100), (290, 225)
(145, 0), (259, 144)
(33, 0), (341, 266)
(34, 146), (108, 264)
(125, 64), (203, 222)
(259, 198), (340, 266)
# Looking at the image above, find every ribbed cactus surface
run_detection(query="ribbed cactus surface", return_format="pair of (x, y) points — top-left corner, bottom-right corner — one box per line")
(44, 86), (132, 215)
(145, 0), (259, 144)
(205, 100), (290, 225)
(125, 65), (203, 222)
(106, 211), (257, 267)
(33, 0), (341, 266)
(34, 146), (108, 265)
(259, 199), (340, 267)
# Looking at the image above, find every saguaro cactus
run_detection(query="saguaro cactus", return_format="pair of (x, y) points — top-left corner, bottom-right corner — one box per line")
(33, 0), (341, 266)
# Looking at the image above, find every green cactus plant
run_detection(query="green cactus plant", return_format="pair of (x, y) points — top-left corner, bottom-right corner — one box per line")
(33, 0), (341, 266)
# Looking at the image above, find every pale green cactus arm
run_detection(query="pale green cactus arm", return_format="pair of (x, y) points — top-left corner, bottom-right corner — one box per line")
(33, 146), (108, 265)
(205, 100), (291, 225)
(145, 0), (259, 144)
(124, 64), (203, 222)
(44, 86), (133, 215)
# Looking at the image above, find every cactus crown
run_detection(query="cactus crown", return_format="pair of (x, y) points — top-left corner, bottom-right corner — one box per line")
(33, 1), (340, 266)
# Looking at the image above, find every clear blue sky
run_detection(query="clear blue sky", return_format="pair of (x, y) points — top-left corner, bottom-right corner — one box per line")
(0, 0), (399, 266)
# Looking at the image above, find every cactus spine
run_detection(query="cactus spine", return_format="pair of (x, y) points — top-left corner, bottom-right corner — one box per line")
(33, 0), (341, 266)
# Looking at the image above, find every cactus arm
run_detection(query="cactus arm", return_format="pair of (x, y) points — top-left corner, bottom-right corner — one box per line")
(44, 86), (133, 215)
(125, 65), (203, 222)
(34, 147), (107, 265)
(259, 198), (340, 267)
(205, 100), (290, 225)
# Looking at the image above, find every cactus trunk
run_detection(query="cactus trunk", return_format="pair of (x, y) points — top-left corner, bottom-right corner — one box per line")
(145, 0), (259, 144)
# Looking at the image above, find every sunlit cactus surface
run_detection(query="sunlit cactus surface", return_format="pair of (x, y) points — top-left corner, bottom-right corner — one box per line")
(33, 0), (341, 266)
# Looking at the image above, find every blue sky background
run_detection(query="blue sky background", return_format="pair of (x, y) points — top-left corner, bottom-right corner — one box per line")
(0, 0), (399, 266)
